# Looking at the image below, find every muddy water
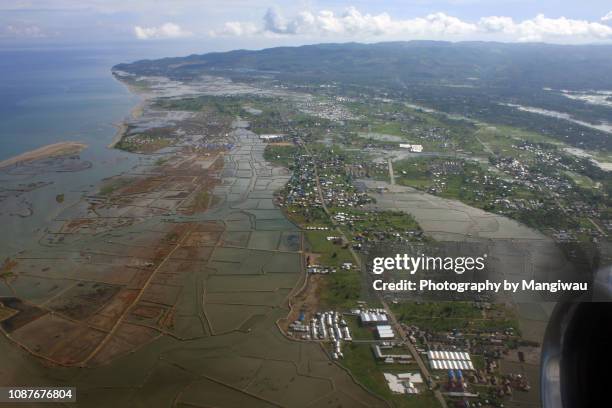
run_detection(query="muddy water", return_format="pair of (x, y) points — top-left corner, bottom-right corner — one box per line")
(361, 180), (561, 340)
(0, 148), (141, 257)
(0, 123), (385, 407)
(361, 179), (561, 407)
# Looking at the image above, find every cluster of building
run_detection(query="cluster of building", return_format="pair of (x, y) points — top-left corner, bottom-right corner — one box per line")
(372, 343), (412, 364)
(259, 134), (287, 141)
(399, 143), (423, 152)
(332, 211), (359, 223)
(296, 99), (359, 122)
(427, 350), (475, 371)
(445, 369), (469, 393)
(492, 151), (607, 240)
(278, 151), (372, 225)
(493, 156), (571, 196)
(317, 158), (372, 209)
(292, 311), (354, 360)
(422, 160), (514, 204)
(400, 305), (536, 405)
(466, 365), (531, 398)
(306, 264), (336, 274)
(357, 309), (396, 340)
(414, 125), (451, 143)
(383, 372), (423, 395)
(278, 154), (322, 211)
(359, 309), (389, 324)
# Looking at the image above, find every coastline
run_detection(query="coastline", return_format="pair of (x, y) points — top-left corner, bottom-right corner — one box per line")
(109, 100), (144, 148)
(0, 141), (87, 169)
(108, 72), (147, 149)
(108, 92), (145, 148)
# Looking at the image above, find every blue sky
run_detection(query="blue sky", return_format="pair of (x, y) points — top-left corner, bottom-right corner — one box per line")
(2, 1), (612, 52)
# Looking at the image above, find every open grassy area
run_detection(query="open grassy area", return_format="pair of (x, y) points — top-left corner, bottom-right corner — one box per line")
(305, 230), (362, 309)
(305, 230), (353, 266)
(263, 144), (298, 167)
(392, 301), (483, 332)
(475, 124), (562, 157)
(393, 159), (433, 190)
(344, 314), (376, 340)
(392, 302), (482, 320)
(284, 204), (331, 227)
(563, 170), (595, 188)
(391, 301), (521, 334)
(320, 269), (361, 309)
(371, 121), (404, 136)
(340, 343), (440, 408)
(349, 210), (421, 233)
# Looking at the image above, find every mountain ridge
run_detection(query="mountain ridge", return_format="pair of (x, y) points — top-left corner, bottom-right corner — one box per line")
(113, 40), (612, 90)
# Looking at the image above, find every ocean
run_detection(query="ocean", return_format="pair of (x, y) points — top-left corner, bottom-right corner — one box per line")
(0, 45), (173, 255)
(0, 47), (145, 160)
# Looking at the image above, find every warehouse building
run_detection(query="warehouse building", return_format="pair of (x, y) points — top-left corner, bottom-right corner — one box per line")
(359, 310), (388, 325)
(375, 325), (395, 339)
(427, 350), (475, 371)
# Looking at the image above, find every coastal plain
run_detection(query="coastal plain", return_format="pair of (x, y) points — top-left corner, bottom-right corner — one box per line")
(0, 76), (387, 407)
(3, 42), (612, 408)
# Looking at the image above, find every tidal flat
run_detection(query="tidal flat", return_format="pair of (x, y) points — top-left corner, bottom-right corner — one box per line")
(0, 75), (386, 407)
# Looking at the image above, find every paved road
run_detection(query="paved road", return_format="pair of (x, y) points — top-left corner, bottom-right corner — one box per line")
(379, 297), (448, 408)
(387, 158), (395, 185)
(303, 141), (447, 408)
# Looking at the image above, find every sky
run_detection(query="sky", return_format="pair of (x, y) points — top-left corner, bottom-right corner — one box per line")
(2, 1), (612, 54)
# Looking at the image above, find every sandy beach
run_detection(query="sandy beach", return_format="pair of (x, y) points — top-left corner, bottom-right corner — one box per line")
(0, 141), (87, 169)
(108, 99), (145, 148)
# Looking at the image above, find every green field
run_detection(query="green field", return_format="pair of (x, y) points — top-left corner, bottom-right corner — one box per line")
(340, 343), (440, 408)
(391, 301), (521, 334)
(305, 230), (353, 266)
(263, 144), (298, 167)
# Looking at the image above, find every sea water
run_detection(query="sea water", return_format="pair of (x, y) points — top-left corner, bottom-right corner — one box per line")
(0, 46), (159, 255)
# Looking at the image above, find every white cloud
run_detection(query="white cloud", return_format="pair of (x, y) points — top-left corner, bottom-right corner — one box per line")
(481, 14), (612, 42)
(134, 22), (191, 40)
(1, 23), (47, 38)
(212, 7), (478, 38)
(211, 21), (258, 37)
(211, 7), (612, 43)
(478, 16), (515, 34)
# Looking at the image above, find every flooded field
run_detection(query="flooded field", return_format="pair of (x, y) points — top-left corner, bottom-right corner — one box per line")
(359, 180), (561, 405)
(361, 180), (572, 301)
(2, 63), (581, 408)
(368, 179), (564, 378)
(0, 106), (385, 407)
(504, 103), (612, 134)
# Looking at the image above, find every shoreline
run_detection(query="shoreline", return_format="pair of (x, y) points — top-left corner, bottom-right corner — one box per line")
(108, 98), (145, 149)
(0, 141), (87, 169)
(108, 73), (147, 149)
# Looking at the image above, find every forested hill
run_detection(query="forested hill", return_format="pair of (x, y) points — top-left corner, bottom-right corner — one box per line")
(114, 41), (612, 90)
(114, 41), (612, 151)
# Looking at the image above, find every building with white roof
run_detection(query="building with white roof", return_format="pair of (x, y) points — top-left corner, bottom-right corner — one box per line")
(383, 372), (422, 395)
(359, 311), (388, 325)
(259, 134), (285, 140)
(427, 349), (474, 371)
(399, 144), (424, 152)
(376, 325), (395, 339)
